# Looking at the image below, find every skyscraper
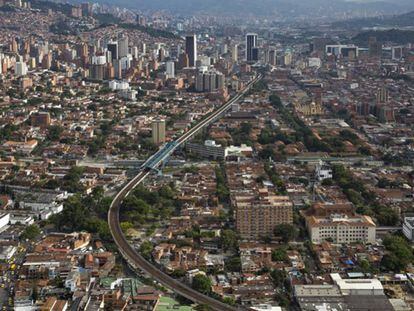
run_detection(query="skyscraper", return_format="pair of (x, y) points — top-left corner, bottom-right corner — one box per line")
(152, 119), (166, 145)
(185, 34), (197, 67)
(195, 70), (225, 92)
(15, 61), (27, 76)
(118, 36), (129, 58)
(246, 33), (258, 62)
(107, 41), (118, 62)
(376, 87), (389, 105)
(232, 44), (238, 62)
(178, 53), (189, 69)
(368, 37), (382, 58)
(268, 49), (277, 66)
(166, 61), (175, 78)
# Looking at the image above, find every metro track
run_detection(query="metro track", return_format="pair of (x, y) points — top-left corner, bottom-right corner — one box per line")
(108, 74), (262, 310)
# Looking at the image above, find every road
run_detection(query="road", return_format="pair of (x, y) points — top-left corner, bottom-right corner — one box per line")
(108, 74), (262, 311)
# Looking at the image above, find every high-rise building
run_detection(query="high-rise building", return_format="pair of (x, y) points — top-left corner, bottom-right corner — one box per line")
(378, 106), (395, 123)
(113, 59), (122, 79)
(252, 47), (259, 62)
(71, 6), (82, 18)
(185, 34), (197, 67)
(166, 61), (175, 78)
(245, 33), (258, 62)
(158, 48), (166, 62)
(118, 36), (129, 58)
(284, 49), (293, 66)
(15, 61), (27, 76)
(89, 64), (105, 81)
(136, 15), (146, 26)
(29, 57), (36, 69)
(178, 53), (189, 69)
(235, 195), (293, 240)
(81, 2), (92, 16)
(89, 55), (107, 81)
(131, 46), (139, 59)
(152, 119), (166, 145)
(232, 44), (238, 62)
(219, 43), (228, 55)
(368, 37), (382, 58)
(107, 41), (118, 62)
(10, 37), (18, 53)
(78, 43), (89, 59)
(376, 87), (389, 105)
(195, 70), (225, 92)
(268, 49), (277, 66)
(392, 46), (403, 60)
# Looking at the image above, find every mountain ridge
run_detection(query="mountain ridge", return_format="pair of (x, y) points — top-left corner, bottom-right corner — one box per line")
(65, 0), (414, 18)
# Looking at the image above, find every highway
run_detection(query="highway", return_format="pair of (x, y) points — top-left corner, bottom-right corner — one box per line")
(108, 74), (262, 310)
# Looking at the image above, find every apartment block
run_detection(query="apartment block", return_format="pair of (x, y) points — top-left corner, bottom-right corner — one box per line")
(235, 192), (293, 240)
(306, 214), (376, 244)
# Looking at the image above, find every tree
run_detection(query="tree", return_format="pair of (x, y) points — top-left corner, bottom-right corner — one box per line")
(139, 241), (154, 260)
(47, 125), (64, 141)
(20, 224), (41, 241)
(171, 269), (186, 278)
(258, 146), (275, 160)
(222, 297), (236, 306)
(192, 274), (212, 294)
(159, 185), (175, 200)
(0, 124), (19, 140)
(133, 185), (160, 205)
(92, 196), (112, 218)
(122, 196), (150, 215)
(62, 166), (85, 193)
(215, 165), (229, 203)
(120, 222), (134, 234)
(44, 179), (60, 190)
(274, 224), (297, 243)
(321, 178), (334, 186)
(52, 195), (89, 231)
(381, 253), (403, 272)
(240, 122), (252, 135)
(373, 205), (399, 226)
(220, 229), (239, 251)
(84, 217), (112, 241)
(272, 247), (288, 262)
(225, 256), (241, 272)
(258, 128), (274, 145)
(339, 129), (359, 144)
(91, 186), (104, 201)
(358, 146), (372, 156)
(381, 235), (414, 272)
(270, 269), (287, 287)
(359, 259), (372, 274)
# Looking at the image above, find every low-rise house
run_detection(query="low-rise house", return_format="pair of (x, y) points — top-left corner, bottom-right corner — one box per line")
(2, 139), (38, 155)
